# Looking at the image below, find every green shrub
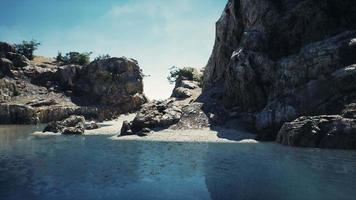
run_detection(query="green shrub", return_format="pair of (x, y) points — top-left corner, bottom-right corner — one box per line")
(94, 54), (111, 61)
(56, 51), (92, 65)
(56, 52), (64, 62)
(15, 40), (41, 60)
(167, 66), (202, 84)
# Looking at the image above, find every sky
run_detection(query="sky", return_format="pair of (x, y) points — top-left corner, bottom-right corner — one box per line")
(0, 0), (226, 100)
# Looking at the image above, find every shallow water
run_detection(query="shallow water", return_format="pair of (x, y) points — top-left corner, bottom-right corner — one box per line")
(1, 125), (356, 200)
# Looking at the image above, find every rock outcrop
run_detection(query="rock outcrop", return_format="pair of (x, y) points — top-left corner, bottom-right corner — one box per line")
(277, 115), (356, 149)
(202, 0), (356, 148)
(72, 57), (146, 113)
(0, 42), (146, 124)
(43, 115), (86, 135)
(0, 42), (15, 58)
(120, 78), (206, 136)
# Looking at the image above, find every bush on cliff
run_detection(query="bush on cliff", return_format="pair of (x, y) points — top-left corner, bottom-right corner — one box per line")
(94, 54), (111, 61)
(56, 51), (92, 65)
(15, 40), (41, 60)
(167, 66), (203, 85)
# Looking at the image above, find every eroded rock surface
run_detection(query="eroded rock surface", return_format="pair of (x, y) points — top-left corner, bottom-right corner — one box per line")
(277, 116), (356, 149)
(43, 115), (86, 135)
(202, 0), (356, 148)
(0, 42), (146, 124)
(73, 57), (146, 112)
(120, 79), (206, 136)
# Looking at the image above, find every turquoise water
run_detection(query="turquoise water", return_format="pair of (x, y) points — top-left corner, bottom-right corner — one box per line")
(1, 125), (356, 200)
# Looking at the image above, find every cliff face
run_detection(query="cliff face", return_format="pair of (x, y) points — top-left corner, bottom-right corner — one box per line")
(203, 0), (356, 145)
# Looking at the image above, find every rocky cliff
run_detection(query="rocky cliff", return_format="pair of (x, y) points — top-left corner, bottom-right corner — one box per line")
(203, 0), (356, 148)
(0, 42), (146, 124)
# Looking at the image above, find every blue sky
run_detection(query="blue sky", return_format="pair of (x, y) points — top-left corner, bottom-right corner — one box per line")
(0, 0), (226, 99)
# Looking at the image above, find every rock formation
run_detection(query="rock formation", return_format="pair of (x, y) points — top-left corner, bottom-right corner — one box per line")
(72, 57), (146, 112)
(0, 42), (146, 124)
(120, 77), (207, 136)
(276, 115), (356, 149)
(43, 115), (86, 135)
(202, 0), (356, 148)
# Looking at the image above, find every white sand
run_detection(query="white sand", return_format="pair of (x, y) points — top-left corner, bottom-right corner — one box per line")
(33, 114), (136, 136)
(85, 114), (136, 135)
(111, 128), (258, 143)
(33, 114), (258, 143)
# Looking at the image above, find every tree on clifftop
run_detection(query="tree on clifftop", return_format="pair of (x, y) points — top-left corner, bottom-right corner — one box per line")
(15, 40), (41, 60)
(167, 66), (203, 85)
(56, 51), (92, 65)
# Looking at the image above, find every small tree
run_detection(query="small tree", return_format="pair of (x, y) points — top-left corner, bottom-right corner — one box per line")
(56, 51), (92, 65)
(167, 66), (202, 84)
(56, 51), (64, 62)
(15, 40), (41, 60)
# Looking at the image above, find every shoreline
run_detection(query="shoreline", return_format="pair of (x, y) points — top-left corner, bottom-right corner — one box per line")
(29, 114), (258, 143)
(110, 128), (258, 143)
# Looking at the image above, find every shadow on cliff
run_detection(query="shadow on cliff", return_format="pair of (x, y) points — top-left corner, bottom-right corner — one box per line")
(195, 87), (258, 142)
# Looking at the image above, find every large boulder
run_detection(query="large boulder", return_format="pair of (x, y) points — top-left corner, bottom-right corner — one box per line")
(0, 58), (14, 78)
(0, 42), (15, 58)
(43, 115), (86, 135)
(120, 120), (133, 135)
(0, 42), (29, 68)
(171, 87), (192, 99)
(120, 78), (205, 135)
(73, 57), (146, 113)
(6, 52), (30, 68)
(276, 116), (356, 149)
(171, 80), (199, 99)
(173, 102), (210, 129)
(85, 122), (99, 130)
(129, 99), (183, 133)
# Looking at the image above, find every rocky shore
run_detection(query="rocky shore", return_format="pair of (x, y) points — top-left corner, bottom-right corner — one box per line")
(0, 42), (146, 125)
(118, 0), (356, 149)
(120, 76), (209, 136)
(1, 0), (356, 149)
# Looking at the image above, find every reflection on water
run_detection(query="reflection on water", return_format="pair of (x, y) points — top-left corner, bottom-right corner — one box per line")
(0, 126), (356, 200)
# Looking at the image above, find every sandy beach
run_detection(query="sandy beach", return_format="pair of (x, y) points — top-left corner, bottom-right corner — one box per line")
(111, 128), (258, 143)
(33, 114), (258, 143)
